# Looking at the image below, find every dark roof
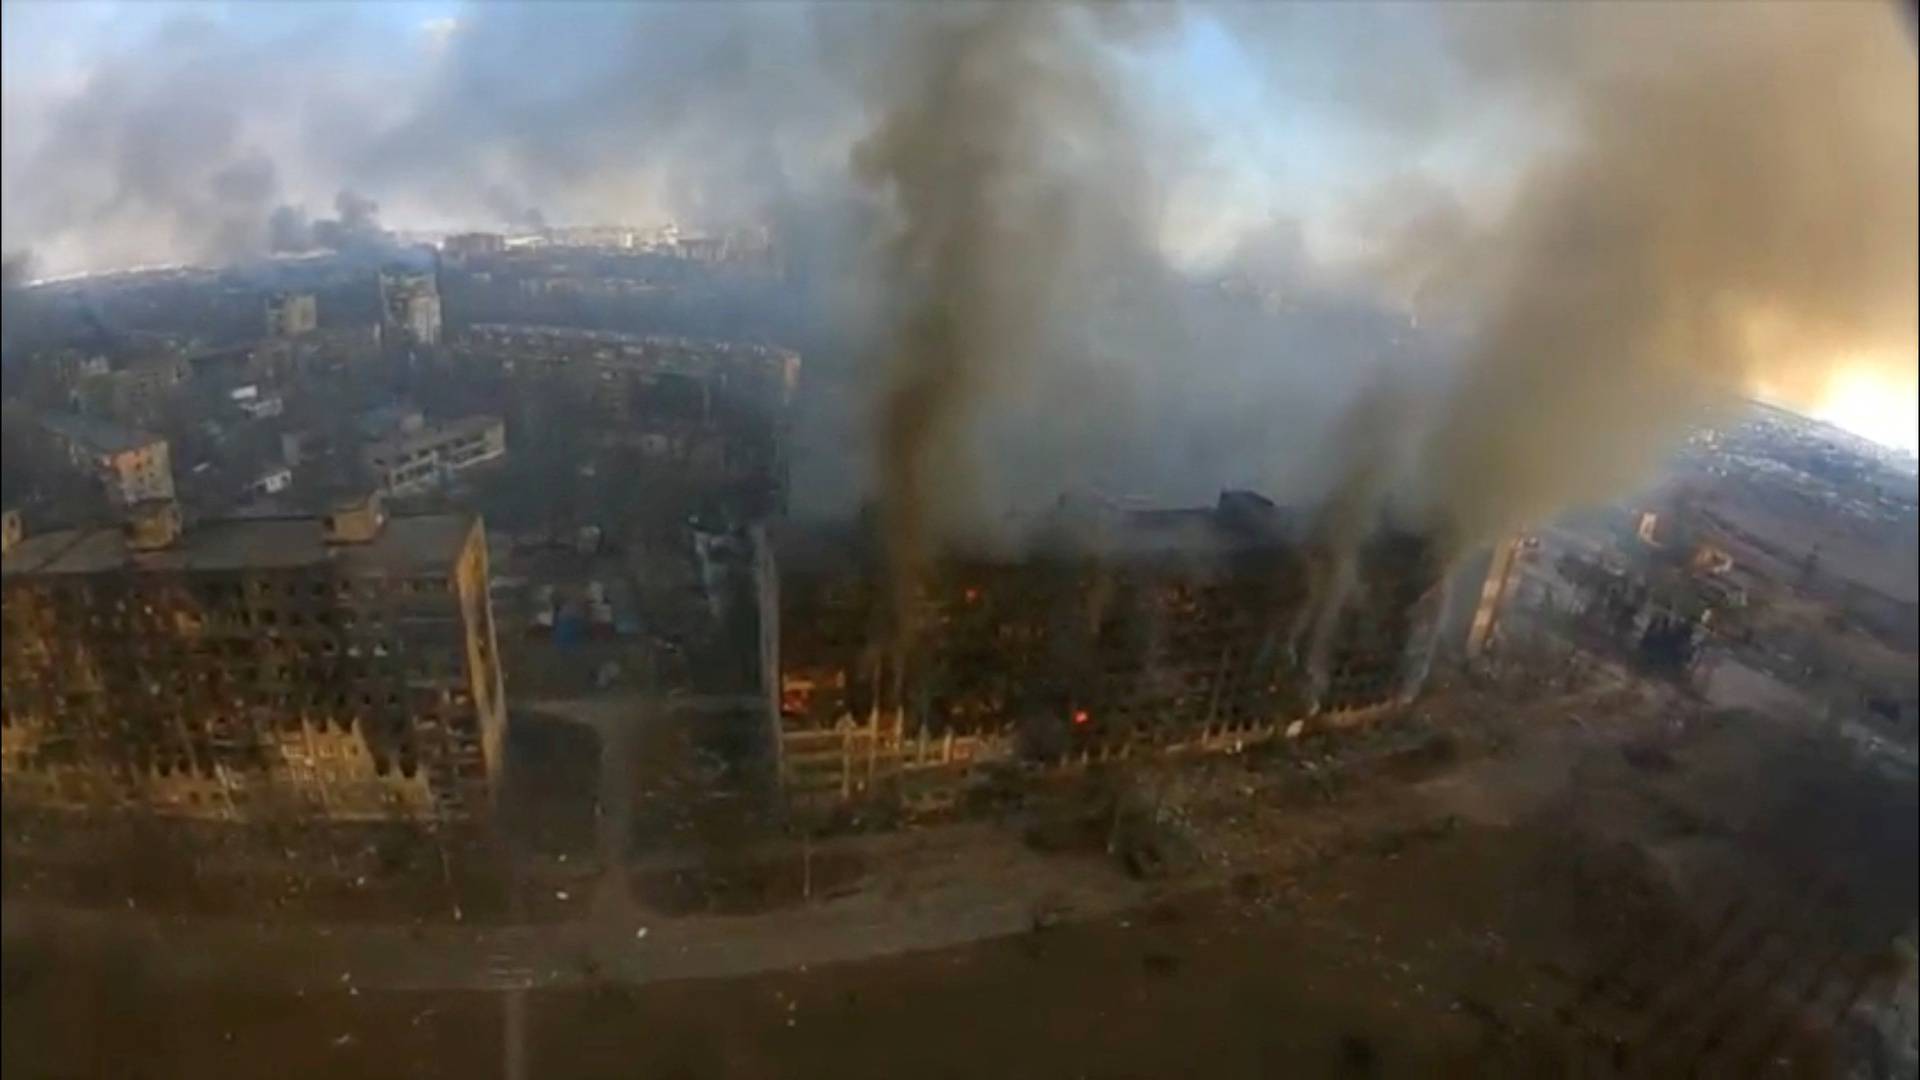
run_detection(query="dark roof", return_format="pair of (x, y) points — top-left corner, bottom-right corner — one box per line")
(2, 513), (476, 579)
(364, 414), (501, 461)
(773, 491), (1310, 576)
(466, 323), (800, 361)
(355, 403), (422, 440)
(39, 412), (163, 455)
(1033, 489), (1305, 558)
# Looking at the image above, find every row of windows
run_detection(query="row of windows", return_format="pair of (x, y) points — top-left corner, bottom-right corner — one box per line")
(8, 573), (452, 609)
(10, 678), (471, 712)
(6, 604), (468, 659)
(6, 718), (475, 772)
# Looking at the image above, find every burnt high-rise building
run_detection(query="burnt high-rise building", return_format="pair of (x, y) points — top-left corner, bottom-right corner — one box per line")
(265, 291), (318, 338)
(1, 495), (506, 823)
(461, 323), (800, 510)
(379, 269), (442, 348)
(767, 491), (1449, 809)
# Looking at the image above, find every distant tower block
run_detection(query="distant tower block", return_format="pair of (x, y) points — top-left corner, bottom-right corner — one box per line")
(265, 291), (318, 338)
(379, 269), (442, 347)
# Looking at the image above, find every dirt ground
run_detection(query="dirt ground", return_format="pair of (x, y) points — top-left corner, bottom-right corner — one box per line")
(5, 668), (1915, 1078)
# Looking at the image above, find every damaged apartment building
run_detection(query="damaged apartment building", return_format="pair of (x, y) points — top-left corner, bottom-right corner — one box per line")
(767, 491), (1451, 810)
(459, 323), (800, 506)
(38, 413), (175, 507)
(1553, 551), (1721, 678)
(0, 494), (507, 823)
(379, 268), (443, 349)
(362, 414), (507, 496)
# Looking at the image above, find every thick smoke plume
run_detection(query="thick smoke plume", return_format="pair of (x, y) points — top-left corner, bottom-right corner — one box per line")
(851, 5), (1159, 633)
(2, 5), (856, 274)
(481, 186), (547, 232)
(268, 189), (391, 254)
(1398, 2), (1918, 546)
(3, 2), (1912, 563)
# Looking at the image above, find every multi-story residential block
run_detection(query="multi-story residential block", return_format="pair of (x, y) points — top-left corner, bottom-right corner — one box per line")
(0, 495), (507, 822)
(265, 291), (318, 338)
(39, 412), (175, 506)
(362, 415), (506, 496)
(379, 270), (442, 347)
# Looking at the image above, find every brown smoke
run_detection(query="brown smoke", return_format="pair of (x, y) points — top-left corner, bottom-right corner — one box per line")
(853, 6), (1157, 636)
(1297, 380), (1418, 688)
(1407, 2), (1918, 546)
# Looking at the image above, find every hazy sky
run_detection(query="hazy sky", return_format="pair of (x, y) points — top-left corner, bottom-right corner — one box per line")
(2, 1), (1914, 459)
(0, 2), (1520, 270)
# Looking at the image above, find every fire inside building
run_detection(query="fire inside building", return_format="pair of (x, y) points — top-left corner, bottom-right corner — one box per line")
(768, 491), (1453, 810)
(0, 495), (506, 823)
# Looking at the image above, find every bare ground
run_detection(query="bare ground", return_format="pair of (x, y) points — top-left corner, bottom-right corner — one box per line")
(5, 672), (1915, 1078)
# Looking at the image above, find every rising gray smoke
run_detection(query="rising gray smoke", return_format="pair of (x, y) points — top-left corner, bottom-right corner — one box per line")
(310, 189), (387, 251)
(3, 2), (1910, 560)
(1, 4), (857, 272)
(850, 4), (1165, 630)
(331, 189), (379, 233)
(266, 206), (313, 254)
(1394, 2), (1919, 548)
(2, 10), (334, 270)
(343, 3), (860, 235)
(481, 186), (547, 232)
(264, 188), (391, 255)
(0, 252), (34, 356)
(0, 252), (27, 294)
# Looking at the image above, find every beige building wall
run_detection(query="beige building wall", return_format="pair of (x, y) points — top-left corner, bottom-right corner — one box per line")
(104, 440), (174, 504)
(1, 515), (508, 824)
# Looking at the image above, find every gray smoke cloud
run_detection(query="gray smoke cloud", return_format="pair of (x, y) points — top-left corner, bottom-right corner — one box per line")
(332, 188), (379, 232)
(2, 4), (860, 271)
(850, 4), (1166, 628)
(2, 1), (1911, 563)
(265, 206), (313, 254)
(480, 186), (546, 232)
(1388, 2), (1918, 548)
(1, 251), (34, 356)
(342, 3), (862, 235)
(266, 188), (391, 254)
(4, 10), (344, 270)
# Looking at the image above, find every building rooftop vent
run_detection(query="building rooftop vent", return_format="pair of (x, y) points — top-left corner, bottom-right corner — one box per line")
(324, 490), (386, 545)
(123, 499), (182, 551)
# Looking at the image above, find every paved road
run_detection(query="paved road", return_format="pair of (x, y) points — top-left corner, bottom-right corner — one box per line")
(3, 822), (1141, 992)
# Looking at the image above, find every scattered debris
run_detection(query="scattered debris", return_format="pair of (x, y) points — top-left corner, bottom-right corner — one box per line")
(1141, 952), (1182, 977)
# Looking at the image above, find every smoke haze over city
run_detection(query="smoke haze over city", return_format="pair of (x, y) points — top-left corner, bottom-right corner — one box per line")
(4, 1), (1915, 534)
(4, 8), (1919, 1077)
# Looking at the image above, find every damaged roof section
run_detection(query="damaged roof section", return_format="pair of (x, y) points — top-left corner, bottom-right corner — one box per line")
(769, 489), (1452, 809)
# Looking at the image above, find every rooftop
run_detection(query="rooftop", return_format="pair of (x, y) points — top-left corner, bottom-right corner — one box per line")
(1, 513), (476, 579)
(356, 402), (424, 441)
(39, 412), (164, 455)
(774, 491), (1315, 577)
(466, 322), (799, 361)
(365, 414), (502, 461)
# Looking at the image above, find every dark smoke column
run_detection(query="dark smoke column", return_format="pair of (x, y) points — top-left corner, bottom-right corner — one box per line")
(1407, 2), (1917, 546)
(854, 4), (1154, 642)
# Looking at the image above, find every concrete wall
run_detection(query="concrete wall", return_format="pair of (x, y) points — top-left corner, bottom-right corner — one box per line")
(1, 535), (505, 822)
(774, 529), (1443, 808)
